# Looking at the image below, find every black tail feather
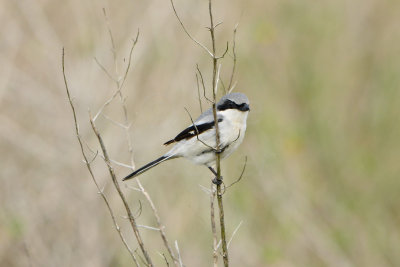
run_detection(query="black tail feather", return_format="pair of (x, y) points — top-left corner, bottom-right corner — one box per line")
(122, 156), (169, 181)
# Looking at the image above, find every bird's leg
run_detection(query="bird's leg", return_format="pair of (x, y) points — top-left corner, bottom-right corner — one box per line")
(208, 166), (218, 176)
(208, 167), (223, 185)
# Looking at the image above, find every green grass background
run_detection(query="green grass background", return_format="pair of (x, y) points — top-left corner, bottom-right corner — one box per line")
(1, 0), (400, 266)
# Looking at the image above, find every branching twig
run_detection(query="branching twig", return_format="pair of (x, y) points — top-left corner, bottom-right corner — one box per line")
(62, 48), (140, 267)
(184, 107), (216, 151)
(208, 0), (229, 265)
(169, 1), (240, 266)
(100, 23), (179, 267)
(93, 30), (139, 122)
(92, 86), (123, 121)
(196, 64), (213, 103)
(120, 30), (140, 89)
(88, 112), (153, 266)
(215, 42), (229, 59)
(89, 31), (151, 265)
(136, 181), (180, 267)
(169, 0), (214, 57)
(225, 156), (247, 190)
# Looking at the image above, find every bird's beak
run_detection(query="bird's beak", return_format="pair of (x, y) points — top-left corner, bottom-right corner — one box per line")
(244, 103), (250, 112)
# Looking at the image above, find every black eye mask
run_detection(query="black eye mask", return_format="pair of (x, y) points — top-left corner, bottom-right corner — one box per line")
(217, 100), (250, 112)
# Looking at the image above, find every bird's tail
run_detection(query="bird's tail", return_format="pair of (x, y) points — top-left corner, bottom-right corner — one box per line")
(122, 155), (174, 181)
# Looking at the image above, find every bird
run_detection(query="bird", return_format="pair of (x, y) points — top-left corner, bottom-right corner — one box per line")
(122, 92), (250, 181)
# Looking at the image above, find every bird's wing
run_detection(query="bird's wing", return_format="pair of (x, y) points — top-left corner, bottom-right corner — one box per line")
(164, 108), (222, 145)
(194, 107), (213, 123)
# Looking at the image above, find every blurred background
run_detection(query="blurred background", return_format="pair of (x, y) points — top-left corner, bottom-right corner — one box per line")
(1, 0), (400, 266)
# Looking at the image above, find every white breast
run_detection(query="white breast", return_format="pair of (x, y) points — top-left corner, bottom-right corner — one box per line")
(218, 109), (248, 160)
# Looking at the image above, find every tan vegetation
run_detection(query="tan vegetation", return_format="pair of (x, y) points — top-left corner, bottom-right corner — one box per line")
(1, 0), (400, 266)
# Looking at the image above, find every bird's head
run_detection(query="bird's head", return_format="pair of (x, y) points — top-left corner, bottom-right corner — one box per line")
(217, 92), (250, 112)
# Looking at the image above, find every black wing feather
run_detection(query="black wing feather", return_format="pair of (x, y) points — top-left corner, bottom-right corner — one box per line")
(164, 118), (222, 145)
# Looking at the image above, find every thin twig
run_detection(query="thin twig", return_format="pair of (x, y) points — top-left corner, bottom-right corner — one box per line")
(103, 8), (117, 64)
(137, 225), (161, 231)
(175, 241), (184, 267)
(135, 249), (148, 267)
(215, 63), (222, 95)
(199, 184), (211, 194)
(225, 156), (247, 190)
(196, 64), (213, 103)
(228, 81), (237, 94)
(105, 28), (180, 267)
(134, 200), (143, 219)
(216, 239), (222, 250)
(92, 86), (123, 121)
(216, 42), (229, 59)
(136, 181), (180, 267)
(227, 24), (238, 92)
(89, 112), (153, 267)
(220, 78), (227, 95)
(84, 149), (98, 165)
(120, 30), (140, 89)
(101, 113), (129, 129)
(169, 0), (214, 57)
(109, 159), (134, 169)
(94, 57), (116, 82)
(93, 30), (139, 122)
(62, 48), (140, 267)
(158, 252), (170, 267)
(127, 185), (141, 192)
(227, 221), (243, 249)
(184, 107), (216, 151)
(195, 73), (203, 113)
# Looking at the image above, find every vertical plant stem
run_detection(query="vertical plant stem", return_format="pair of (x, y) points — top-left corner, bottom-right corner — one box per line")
(89, 115), (154, 267)
(210, 184), (219, 267)
(208, 0), (229, 266)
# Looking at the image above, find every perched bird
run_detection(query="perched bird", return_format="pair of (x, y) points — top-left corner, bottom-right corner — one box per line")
(123, 92), (250, 181)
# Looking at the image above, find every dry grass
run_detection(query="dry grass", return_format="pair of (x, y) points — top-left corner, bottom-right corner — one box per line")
(1, 0), (400, 266)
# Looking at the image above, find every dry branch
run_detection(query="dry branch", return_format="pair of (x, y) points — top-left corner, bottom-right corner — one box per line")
(97, 21), (180, 266)
(196, 64), (213, 104)
(207, 0), (230, 265)
(88, 113), (153, 267)
(169, 0), (233, 265)
(62, 48), (140, 266)
(169, 0), (214, 57)
(210, 183), (219, 267)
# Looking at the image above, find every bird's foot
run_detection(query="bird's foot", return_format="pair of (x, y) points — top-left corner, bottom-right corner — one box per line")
(212, 177), (223, 185)
(215, 148), (223, 154)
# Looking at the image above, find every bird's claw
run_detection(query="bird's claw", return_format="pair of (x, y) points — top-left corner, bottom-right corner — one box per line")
(215, 149), (223, 154)
(212, 177), (223, 185)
